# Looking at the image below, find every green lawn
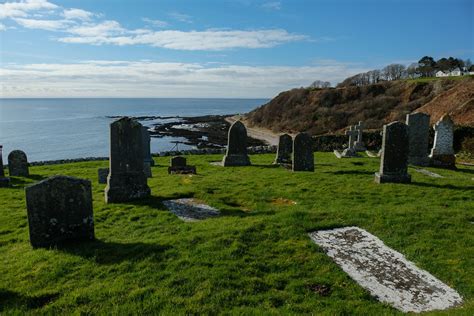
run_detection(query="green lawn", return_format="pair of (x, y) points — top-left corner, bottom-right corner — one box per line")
(1, 153), (473, 315)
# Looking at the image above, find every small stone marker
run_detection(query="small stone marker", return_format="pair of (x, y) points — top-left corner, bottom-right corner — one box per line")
(292, 133), (314, 172)
(105, 117), (151, 203)
(0, 145), (10, 187)
(309, 227), (463, 313)
(168, 156), (197, 174)
(353, 121), (367, 151)
(98, 168), (109, 184)
(429, 115), (456, 169)
(222, 120), (251, 166)
(163, 198), (220, 221)
(25, 175), (95, 248)
(365, 149), (382, 158)
(375, 121), (411, 183)
(7, 150), (29, 177)
(406, 112), (430, 166)
(274, 134), (293, 164)
(413, 168), (443, 178)
(334, 126), (358, 158)
(141, 126), (155, 166)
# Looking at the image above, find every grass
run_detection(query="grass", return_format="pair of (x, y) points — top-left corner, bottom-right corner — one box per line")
(0, 153), (473, 315)
(404, 75), (474, 83)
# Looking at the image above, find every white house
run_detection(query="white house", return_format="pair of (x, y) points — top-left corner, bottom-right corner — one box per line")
(450, 68), (462, 76)
(435, 70), (450, 77)
(435, 68), (468, 77)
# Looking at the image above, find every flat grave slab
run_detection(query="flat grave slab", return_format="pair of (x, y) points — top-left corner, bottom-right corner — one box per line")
(414, 168), (443, 178)
(162, 198), (220, 222)
(309, 226), (462, 313)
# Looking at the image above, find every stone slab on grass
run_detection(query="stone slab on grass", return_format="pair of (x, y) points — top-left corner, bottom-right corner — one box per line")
(163, 198), (220, 222)
(414, 168), (444, 178)
(309, 226), (462, 313)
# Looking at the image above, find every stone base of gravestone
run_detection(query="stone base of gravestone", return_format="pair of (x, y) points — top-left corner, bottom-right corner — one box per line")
(222, 154), (251, 167)
(98, 168), (109, 184)
(334, 148), (358, 158)
(374, 172), (411, 184)
(105, 172), (151, 203)
(0, 177), (10, 187)
(353, 141), (366, 152)
(143, 162), (152, 178)
(25, 175), (94, 248)
(366, 150), (382, 158)
(430, 154), (456, 169)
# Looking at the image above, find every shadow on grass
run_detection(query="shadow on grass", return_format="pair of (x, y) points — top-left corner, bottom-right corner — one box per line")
(456, 167), (474, 175)
(58, 239), (172, 265)
(327, 170), (374, 176)
(0, 288), (59, 311)
(250, 164), (280, 169)
(410, 182), (474, 191)
(4, 174), (48, 189)
(218, 207), (274, 218)
(125, 193), (195, 210)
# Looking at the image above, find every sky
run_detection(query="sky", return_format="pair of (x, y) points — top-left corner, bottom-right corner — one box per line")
(0, 0), (472, 98)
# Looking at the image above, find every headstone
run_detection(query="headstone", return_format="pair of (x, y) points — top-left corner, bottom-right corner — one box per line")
(168, 156), (196, 174)
(334, 126), (358, 158)
(8, 150), (29, 177)
(105, 117), (151, 203)
(353, 121), (367, 151)
(98, 168), (109, 184)
(429, 115), (456, 169)
(292, 133), (314, 172)
(141, 126), (155, 167)
(221, 120), (251, 166)
(406, 112), (430, 166)
(0, 145), (10, 187)
(375, 121), (411, 183)
(274, 134), (293, 164)
(25, 175), (95, 248)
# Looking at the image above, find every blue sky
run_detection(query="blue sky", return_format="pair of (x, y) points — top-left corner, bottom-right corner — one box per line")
(0, 0), (472, 97)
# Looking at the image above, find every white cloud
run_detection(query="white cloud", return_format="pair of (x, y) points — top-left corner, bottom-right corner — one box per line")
(0, 0), (58, 19)
(67, 20), (124, 37)
(58, 29), (307, 50)
(262, 1), (281, 10)
(62, 8), (94, 21)
(142, 17), (168, 28)
(13, 17), (70, 31)
(0, 23), (6, 31)
(168, 11), (192, 23)
(0, 60), (369, 98)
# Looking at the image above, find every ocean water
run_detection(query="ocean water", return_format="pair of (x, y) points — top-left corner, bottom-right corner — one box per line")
(0, 98), (267, 162)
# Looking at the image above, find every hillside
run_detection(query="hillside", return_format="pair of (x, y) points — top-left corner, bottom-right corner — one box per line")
(246, 77), (474, 135)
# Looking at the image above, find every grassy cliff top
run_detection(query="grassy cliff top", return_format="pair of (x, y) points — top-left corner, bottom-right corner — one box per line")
(1, 153), (473, 314)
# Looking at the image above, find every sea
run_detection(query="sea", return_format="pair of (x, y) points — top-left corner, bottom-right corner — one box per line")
(0, 98), (267, 162)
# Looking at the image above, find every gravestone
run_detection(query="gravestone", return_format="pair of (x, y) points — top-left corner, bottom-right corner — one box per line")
(406, 112), (430, 166)
(353, 121), (367, 151)
(221, 120), (251, 166)
(0, 145), (10, 187)
(8, 150), (29, 177)
(141, 126), (155, 167)
(105, 117), (151, 203)
(98, 168), (109, 184)
(375, 121), (411, 183)
(168, 156), (196, 174)
(292, 133), (314, 171)
(429, 115), (455, 169)
(334, 126), (358, 158)
(274, 134), (293, 164)
(25, 175), (95, 248)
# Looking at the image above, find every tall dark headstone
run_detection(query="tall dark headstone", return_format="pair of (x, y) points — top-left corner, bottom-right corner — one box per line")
(98, 168), (109, 184)
(105, 117), (151, 203)
(8, 150), (29, 177)
(406, 112), (430, 166)
(429, 115), (456, 169)
(25, 175), (95, 248)
(375, 122), (411, 183)
(0, 145), (11, 187)
(292, 133), (314, 172)
(222, 120), (251, 166)
(274, 134), (293, 164)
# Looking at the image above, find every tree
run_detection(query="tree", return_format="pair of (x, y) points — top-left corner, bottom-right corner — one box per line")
(309, 80), (331, 89)
(407, 63), (419, 78)
(418, 56), (436, 77)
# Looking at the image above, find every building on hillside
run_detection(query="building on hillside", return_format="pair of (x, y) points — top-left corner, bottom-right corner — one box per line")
(435, 70), (450, 77)
(435, 67), (470, 77)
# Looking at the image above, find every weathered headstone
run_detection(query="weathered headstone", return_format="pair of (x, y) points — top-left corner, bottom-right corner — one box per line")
(274, 134), (293, 164)
(105, 117), (151, 203)
(98, 168), (109, 184)
(334, 126), (358, 158)
(168, 156), (196, 174)
(0, 145), (10, 187)
(406, 112), (430, 166)
(25, 175), (95, 248)
(375, 121), (411, 183)
(141, 126), (155, 167)
(292, 133), (314, 172)
(353, 121), (367, 151)
(222, 120), (251, 166)
(429, 115), (456, 169)
(8, 150), (29, 177)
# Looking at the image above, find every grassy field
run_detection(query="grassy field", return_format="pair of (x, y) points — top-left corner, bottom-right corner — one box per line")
(1, 153), (473, 315)
(404, 75), (474, 83)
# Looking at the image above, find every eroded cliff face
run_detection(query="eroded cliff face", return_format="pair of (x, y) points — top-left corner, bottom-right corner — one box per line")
(246, 77), (474, 135)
